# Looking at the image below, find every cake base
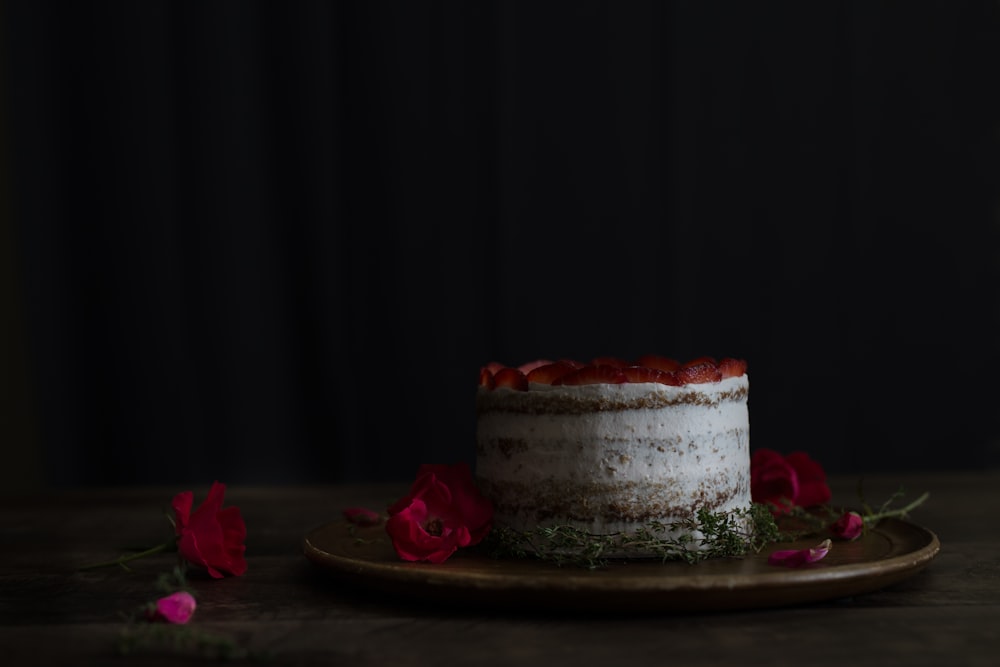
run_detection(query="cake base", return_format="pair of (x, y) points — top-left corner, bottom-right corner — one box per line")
(483, 504), (762, 566)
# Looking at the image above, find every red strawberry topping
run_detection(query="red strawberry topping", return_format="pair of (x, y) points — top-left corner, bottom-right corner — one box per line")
(635, 354), (682, 372)
(589, 356), (629, 368)
(555, 364), (627, 386)
(518, 359), (554, 374)
(682, 355), (718, 368)
(526, 361), (578, 385)
(493, 367), (529, 391)
(718, 357), (748, 379)
(676, 362), (723, 384)
(479, 355), (745, 389)
(621, 366), (673, 384)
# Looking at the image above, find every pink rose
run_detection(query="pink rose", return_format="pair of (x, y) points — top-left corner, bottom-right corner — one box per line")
(751, 449), (832, 515)
(148, 591), (197, 624)
(385, 463), (494, 563)
(172, 481), (247, 578)
(830, 510), (864, 540)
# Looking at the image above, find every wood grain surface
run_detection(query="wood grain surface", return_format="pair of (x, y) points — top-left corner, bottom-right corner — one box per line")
(1, 472), (997, 666)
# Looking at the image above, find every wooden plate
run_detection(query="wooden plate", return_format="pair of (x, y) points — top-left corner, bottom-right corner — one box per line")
(302, 518), (939, 612)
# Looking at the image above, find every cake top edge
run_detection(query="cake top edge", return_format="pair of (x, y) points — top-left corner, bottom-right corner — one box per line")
(479, 355), (748, 391)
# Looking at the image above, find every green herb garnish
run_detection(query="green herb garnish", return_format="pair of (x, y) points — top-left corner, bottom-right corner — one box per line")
(484, 503), (779, 569)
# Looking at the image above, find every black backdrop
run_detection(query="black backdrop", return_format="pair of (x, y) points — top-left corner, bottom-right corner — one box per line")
(4, 1), (1000, 488)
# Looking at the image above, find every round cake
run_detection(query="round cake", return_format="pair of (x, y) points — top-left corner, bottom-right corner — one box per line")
(474, 355), (752, 560)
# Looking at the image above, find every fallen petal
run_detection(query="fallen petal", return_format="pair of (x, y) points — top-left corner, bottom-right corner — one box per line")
(343, 506), (382, 526)
(767, 539), (832, 568)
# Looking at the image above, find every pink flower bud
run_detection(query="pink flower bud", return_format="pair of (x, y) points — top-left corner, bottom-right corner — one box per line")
(151, 591), (197, 624)
(830, 511), (864, 541)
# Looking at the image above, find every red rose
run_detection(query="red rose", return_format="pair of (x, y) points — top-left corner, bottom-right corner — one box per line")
(750, 448), (831, 515)
(171, 481), (247, 578)
(830, 510), (865, 541)
(385, 462), (494, 563)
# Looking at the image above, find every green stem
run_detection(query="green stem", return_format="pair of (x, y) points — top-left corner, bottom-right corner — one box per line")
(863, 491), (930, 525)
(78, 541), (175, 572)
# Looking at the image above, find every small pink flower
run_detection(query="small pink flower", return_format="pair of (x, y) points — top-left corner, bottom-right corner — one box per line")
(150, 591), (197, 624)
(767, 539), (832, 568)
(830, 511), (864, 541)
(343, 506), (382, 526)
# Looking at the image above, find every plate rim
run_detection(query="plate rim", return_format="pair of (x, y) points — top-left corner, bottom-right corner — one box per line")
(302, 517), (940, 612)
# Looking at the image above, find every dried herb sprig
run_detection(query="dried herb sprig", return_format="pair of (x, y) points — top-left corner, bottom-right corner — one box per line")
(484, 503), (779, 569)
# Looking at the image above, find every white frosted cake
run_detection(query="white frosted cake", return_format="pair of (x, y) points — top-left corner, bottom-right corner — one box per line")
(475, 355), (752, 560)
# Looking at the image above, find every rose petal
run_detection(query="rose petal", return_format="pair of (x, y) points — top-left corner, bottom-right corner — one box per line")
(170, 490), (194, 530)
(173, 481), (247, 578)
(751, 449), (832, 513)
(343, 507), (382, 526)
(750, 449), (799, 513)
(768, 539), (832, 568)
(784, 452), (832, 507)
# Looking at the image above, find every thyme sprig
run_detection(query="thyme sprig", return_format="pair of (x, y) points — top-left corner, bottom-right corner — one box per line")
(484, 504), (779, 569)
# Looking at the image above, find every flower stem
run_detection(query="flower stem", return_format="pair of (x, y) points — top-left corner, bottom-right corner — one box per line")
(79, 541), (175, 572)
(863, 491), (930, 525)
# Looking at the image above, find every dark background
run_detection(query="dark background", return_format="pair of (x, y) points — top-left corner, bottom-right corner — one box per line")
(2, 1), (999, 490)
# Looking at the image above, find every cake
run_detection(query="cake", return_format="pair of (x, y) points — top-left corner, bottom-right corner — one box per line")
(474, 355), (752, 561)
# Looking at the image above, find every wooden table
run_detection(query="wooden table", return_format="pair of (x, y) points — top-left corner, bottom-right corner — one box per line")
(2, 471), (997, 666)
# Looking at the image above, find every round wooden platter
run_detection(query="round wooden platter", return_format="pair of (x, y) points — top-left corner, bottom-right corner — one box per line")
(302, 517), (940, 613)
